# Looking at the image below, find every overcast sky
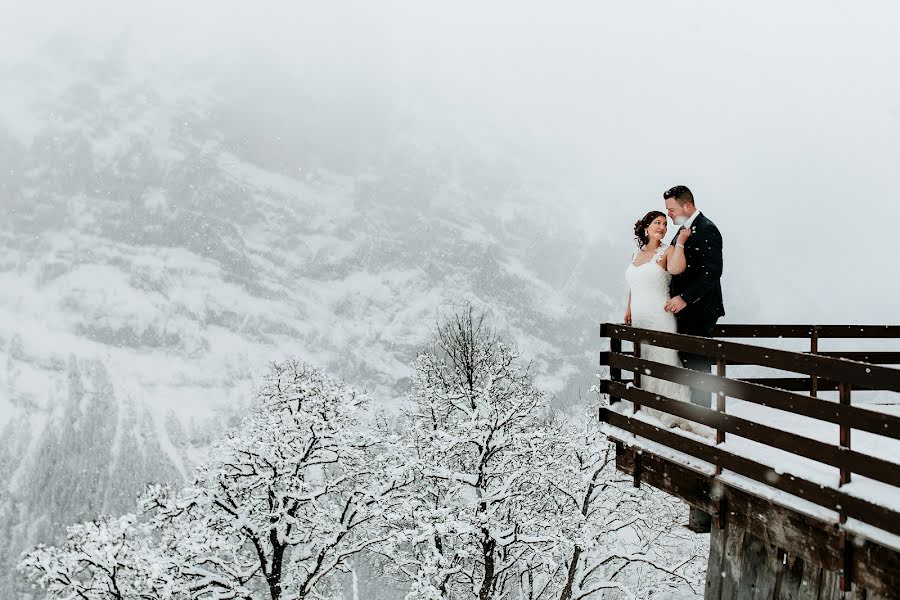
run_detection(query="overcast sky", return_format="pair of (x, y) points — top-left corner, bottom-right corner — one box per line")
(2, 0), (899, 325)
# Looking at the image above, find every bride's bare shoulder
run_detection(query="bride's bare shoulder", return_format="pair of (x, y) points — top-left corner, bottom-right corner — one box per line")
(652, 244), (670, 266)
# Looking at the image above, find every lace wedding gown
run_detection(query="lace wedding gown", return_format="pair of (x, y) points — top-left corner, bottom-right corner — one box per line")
(625, 245), (698, 431)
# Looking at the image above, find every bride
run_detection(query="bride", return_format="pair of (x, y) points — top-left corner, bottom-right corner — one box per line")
(624, 210), (705, 434)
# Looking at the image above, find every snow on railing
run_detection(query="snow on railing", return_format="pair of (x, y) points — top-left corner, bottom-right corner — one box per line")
(597, 323), (900, 593)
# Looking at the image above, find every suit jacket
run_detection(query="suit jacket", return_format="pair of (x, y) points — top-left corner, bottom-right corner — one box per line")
(669, 212), (725, 324)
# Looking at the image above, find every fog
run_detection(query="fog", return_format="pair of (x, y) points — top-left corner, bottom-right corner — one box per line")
(1, 3), (898, 597)
(3, 0), (898, 325)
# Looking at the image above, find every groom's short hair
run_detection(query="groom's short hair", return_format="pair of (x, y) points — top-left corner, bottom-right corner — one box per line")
(663, 185), (694, 206)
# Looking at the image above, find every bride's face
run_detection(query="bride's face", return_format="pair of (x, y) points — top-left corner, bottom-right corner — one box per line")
(645, 216), (667, 242)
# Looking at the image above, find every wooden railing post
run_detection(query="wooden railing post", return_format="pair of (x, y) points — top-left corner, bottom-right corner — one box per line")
(715, 357), (727, 529)
(716, 357), (727, 448)
(810, 325), (820, 397)
(632, 342), (641, 415)
(838, 380), (852, 592)
(839, 382), (852, 485)
(631, 336), (642, 487)
(600, 324), (622, 414)
(610, 338), (622, 384)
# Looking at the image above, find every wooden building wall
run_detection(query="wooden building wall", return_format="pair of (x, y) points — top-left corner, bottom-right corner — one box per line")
(706, 521), (892, 600)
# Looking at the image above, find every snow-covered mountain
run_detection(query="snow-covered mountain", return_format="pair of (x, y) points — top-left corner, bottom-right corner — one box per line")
(0, 49), (622, 596)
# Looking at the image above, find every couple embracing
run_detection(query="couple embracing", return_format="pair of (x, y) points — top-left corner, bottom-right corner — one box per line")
(624, 185), (725, 429)
(623, 185), (724, 532)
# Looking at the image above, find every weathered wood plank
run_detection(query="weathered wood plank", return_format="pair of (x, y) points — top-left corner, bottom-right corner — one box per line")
(615, 439), (715, 512)
(706, 522), (726, 600)
(718, 525), (744, 600)
(604, 325), (900, 391)
(809, 325), (900, 339)
(738, 532), (777, 600)
(606, 353), (900, 439)
(713, 324), (817, 338)
(812, 351), (900, 364)
(733, 377), (844, 392)
(602, 409), (900, 537)
(608, 381), (900, 487)
(712, 324), (900, 339)
(778, 553), (826, 600)
(708, 524), (895, 600)
(611, 442), (900, 597)
(854, 533), (900, 599)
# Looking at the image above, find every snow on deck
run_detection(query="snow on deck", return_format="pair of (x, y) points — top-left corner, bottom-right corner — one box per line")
(601, 398), (900, 552)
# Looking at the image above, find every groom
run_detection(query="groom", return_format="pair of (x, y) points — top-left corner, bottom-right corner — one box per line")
(662, 185), (724, 532)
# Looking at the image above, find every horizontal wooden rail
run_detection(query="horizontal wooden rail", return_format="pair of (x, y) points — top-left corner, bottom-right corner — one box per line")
(599, 409), (900, 538)
(714, 324), (900, 338)
(732, 377), (846, 392)
(813, 351), (900, 364)
(608, 350), (900, 367)
(602, 352), (900, 440)
(601, 324), (900, 392)
(606, 381), (900, 487)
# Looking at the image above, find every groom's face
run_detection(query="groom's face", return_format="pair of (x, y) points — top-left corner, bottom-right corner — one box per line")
(665, 198), (688, 225)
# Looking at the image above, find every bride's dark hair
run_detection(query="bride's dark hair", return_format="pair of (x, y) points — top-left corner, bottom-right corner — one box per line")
(634, 210), (666, 248)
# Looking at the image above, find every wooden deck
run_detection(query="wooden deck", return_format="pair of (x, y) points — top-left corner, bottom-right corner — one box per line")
(598, 323), (900, 598)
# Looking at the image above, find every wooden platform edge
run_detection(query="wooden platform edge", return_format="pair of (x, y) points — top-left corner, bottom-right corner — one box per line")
(613, 439), (900, 598)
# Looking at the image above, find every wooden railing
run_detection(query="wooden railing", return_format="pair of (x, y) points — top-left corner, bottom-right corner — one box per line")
(597, 323), (900, 592)
(713, 324), (900, 394)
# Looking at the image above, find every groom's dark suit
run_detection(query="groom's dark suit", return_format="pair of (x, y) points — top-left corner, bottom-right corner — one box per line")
(669, 212), (724, 409)
(670, 211), (723, 533)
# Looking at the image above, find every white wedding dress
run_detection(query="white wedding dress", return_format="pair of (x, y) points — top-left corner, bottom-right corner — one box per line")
(625, 245), (700, 432)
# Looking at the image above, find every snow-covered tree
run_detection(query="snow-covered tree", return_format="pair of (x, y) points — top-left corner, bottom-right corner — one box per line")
(19, 332), (705, 600)
(146, 360), (406, 600)
(139, 483), (257, 599)
(548, 414), (706, 600)
(18, 513), (172, 600)
(21, 360), (407, 600)
(386, 305), (706, 600)
(387, 304), (567, 600)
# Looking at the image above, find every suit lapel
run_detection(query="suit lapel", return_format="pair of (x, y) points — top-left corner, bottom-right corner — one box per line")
(678, 213), (704, 254)
(687, 213), (706, 248)
(690, 212), (705, 233)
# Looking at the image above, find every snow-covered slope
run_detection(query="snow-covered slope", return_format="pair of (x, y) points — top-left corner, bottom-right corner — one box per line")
(0, 51), (621, 596)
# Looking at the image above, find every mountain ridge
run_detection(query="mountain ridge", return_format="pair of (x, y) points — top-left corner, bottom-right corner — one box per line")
(0, 54), (618, 597)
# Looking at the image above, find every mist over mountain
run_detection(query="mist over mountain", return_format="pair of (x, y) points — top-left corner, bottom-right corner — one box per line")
(0, 44), (621, 596)
(3, 3), (899, 596)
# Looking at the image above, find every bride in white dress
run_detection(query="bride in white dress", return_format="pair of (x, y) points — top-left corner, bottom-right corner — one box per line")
(624, 210), (705, 434)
